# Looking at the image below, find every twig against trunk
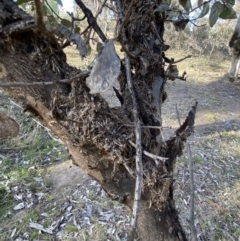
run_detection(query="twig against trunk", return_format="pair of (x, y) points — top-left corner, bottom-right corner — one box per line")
(187, 142), (198, 241)
(74, 0), (107, 42)
(129, 140), (168, 166)
(175, 101), (198, 137)
(0, 71), (89, 87)
(117, 0), (143, 239)
(34, 0), (46, 32)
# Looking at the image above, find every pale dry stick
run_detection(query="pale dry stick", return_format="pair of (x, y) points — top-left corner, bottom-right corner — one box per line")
(124, 124), (171, 129)
(117, 0), (142, 239)
(129, 140), (168, 166)
(187, 142), (198, 241)
(176, 104), (181, 126)
(0, 71), (90, 87)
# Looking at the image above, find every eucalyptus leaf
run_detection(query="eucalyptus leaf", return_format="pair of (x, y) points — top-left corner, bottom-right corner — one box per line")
(179, 0), (192, 12)
(74, 26), (81, 33)
(209, 2), (223, 27)
(44, 0), (59, 15)
(198, 2), (209, 19)
(164, 0), (172, 6)
(16, 0), (32, 5)
(53, 0), (63, 7)
(219, 5), (237, 19)
(61, 19), (72, 28)
(96, 42), (103, 53)
(225, 0), (235, 6)
(47, 15), (58, 24)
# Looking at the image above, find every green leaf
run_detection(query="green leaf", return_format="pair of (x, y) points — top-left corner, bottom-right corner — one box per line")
(86, 43), (92, 56)
(198, 2), (209, 19)
(61, 19), (72, 28)
(219, 5), (237, 19)
(165, 0), (172, 5)
(74, 26), (81, 33)
(53, 0), (63, 7)
(179, 0), (192, 12)
(225, 0), (235, 6)
(47, 15), (58, 24)
(16, 0), (31, 5)
(209, 2), (223, 27)
(96, 42), (103, 53)
(44, 0), (59, 15)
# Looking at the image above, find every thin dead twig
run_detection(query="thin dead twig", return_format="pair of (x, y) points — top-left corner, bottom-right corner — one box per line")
(117, 0), (142, 239)
(0, 71), (89, 87)
(187, 142), (198, 241)
(175, 104), (181, 126)
(129, 140), (168, 166)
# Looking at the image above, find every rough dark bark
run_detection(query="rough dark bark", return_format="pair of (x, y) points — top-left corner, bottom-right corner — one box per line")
(0, 1), (196, 240)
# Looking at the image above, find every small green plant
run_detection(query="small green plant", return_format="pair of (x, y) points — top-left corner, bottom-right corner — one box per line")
(204, 113), (215, 122)
(193, 156), (202, 164)
(64, 224), (78, 233)
(30, 231), (39, 239)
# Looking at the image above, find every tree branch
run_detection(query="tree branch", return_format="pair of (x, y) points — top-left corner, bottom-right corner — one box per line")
(74, 0), (107, 42)
(34, 0), (46, 32)
(117, 1), (142, 239)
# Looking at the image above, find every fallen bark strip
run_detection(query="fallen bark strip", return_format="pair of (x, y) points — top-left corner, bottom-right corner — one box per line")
(29, 222), (53, 234)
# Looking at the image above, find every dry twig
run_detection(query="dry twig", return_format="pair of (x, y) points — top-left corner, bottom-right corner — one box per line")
(187, 142), (198, 241)
(176, 104), (181, 126)
(129, 140), (168, 166)
(0, 71), (89, 87)
(173, 55), (192, 64)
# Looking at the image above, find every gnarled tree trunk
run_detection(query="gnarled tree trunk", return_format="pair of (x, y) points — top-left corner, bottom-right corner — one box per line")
(0, 1), (196, 240)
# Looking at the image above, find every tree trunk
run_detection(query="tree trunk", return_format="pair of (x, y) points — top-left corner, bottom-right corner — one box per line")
(0, 1), (196, 240)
